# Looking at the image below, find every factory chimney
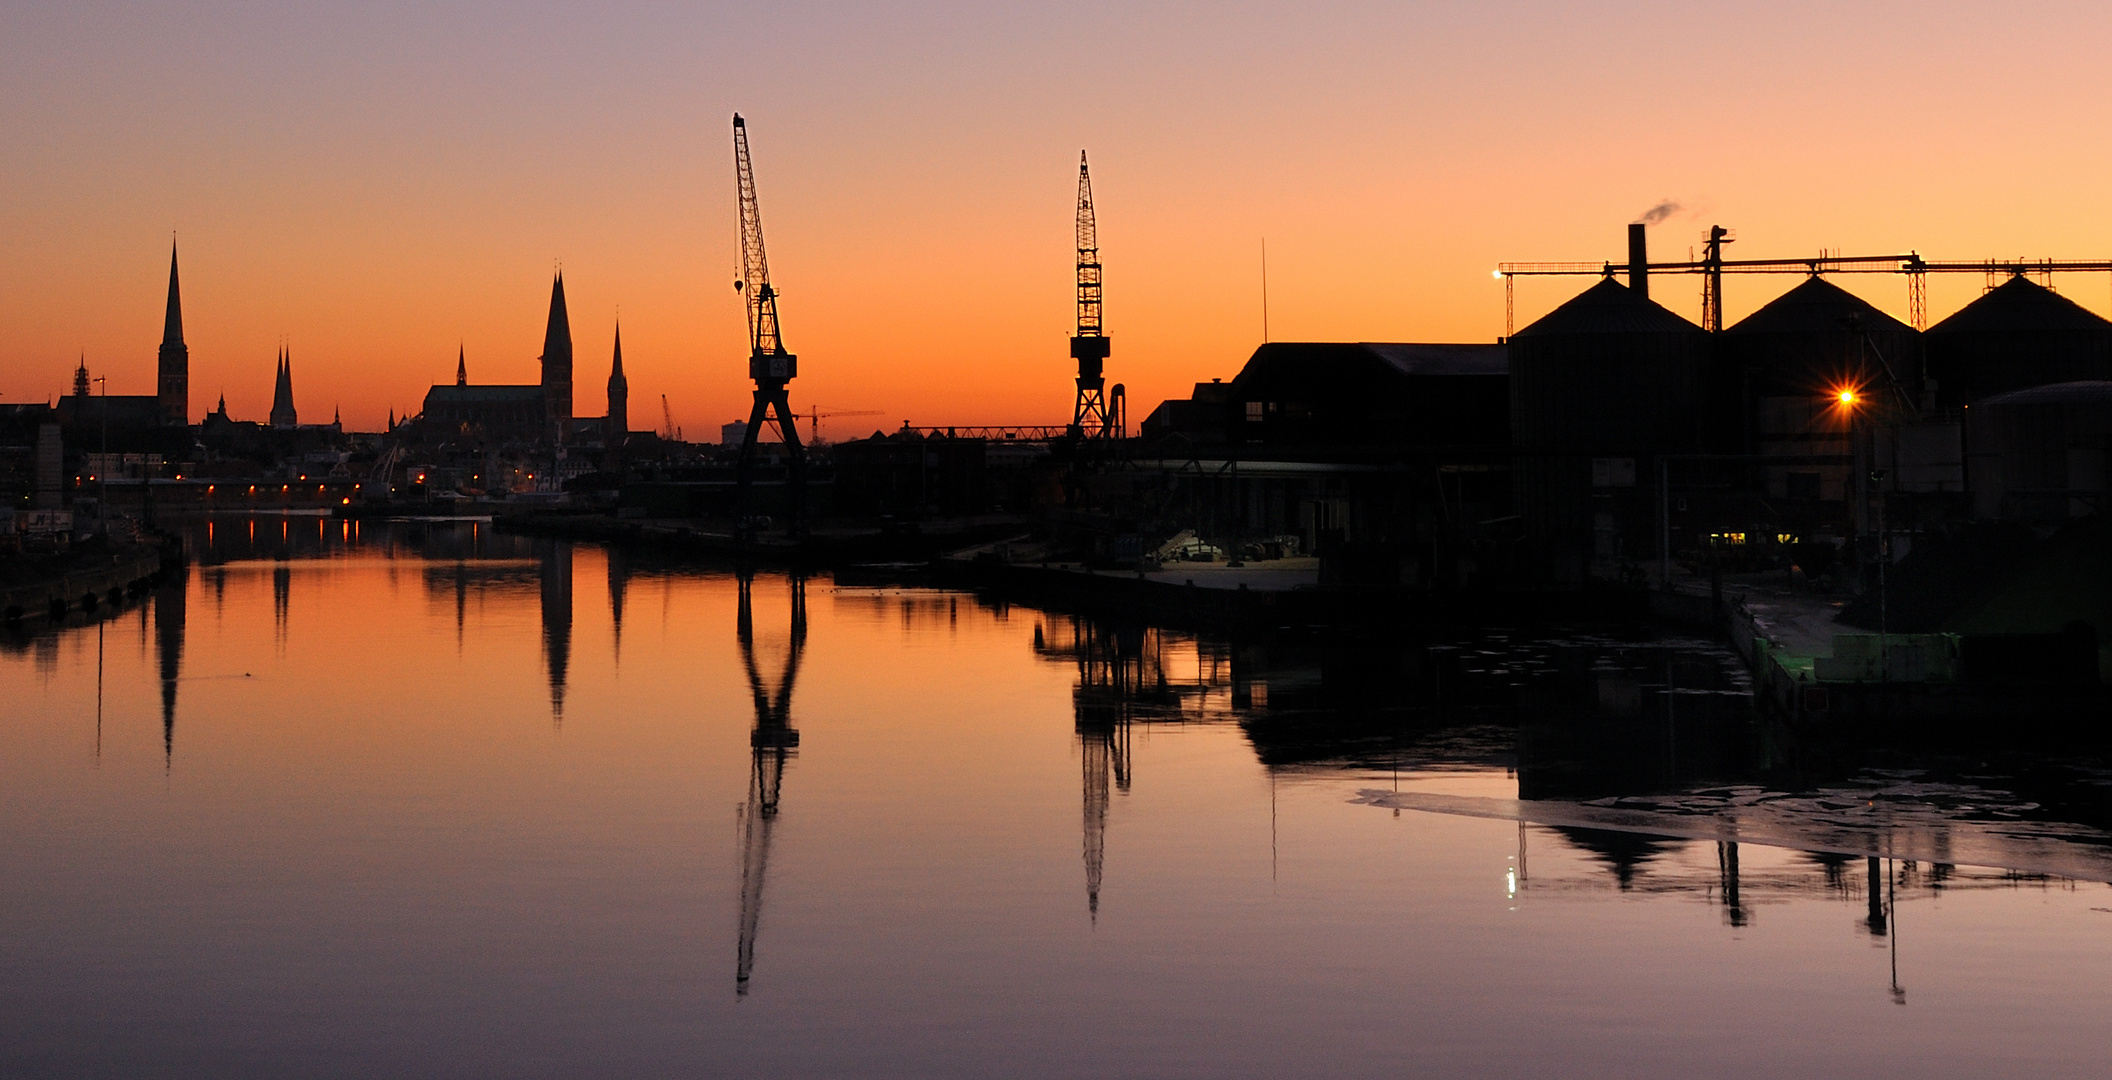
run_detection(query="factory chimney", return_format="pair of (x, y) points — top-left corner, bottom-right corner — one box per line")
(1627, 222), (1649, 299)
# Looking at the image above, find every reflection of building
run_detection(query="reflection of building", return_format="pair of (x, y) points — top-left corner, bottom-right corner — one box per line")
(736, 572), (805, 997)
(540, 542), (573, 723)
(607, 545), (630, 664)
(154, 569), (186, 766)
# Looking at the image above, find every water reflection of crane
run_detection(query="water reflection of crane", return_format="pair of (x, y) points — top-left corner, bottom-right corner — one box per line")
(1035, 618), (1171, 921)
(1718, 841), (1750, 927)
(735, 569), (804, 997)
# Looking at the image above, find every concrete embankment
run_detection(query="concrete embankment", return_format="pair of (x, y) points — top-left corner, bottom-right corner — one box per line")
(2, 539), (182, 624)
(1704, 584), (2112, 727)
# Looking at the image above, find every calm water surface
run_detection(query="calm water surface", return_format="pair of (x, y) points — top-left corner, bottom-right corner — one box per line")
(4, 517), (2110, 1078)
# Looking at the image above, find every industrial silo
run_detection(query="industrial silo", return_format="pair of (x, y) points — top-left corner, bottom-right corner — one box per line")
(1508, 277), (1712, 579)
(1926, 276), (2112, 407)
(1966, 380), (2112, 522)
(1721, 276), (1920, 508)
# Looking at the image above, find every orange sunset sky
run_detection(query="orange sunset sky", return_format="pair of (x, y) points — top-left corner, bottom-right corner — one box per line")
(6, 1), (2112, 434)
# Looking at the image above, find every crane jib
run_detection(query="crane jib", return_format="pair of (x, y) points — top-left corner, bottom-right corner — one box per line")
(733, 115), (784, 364)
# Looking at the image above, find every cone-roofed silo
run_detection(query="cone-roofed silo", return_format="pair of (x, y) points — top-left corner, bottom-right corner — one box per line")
(1719, 277), (1921, 509)
(1723, 275), (1920, 398)
(1508, 278), (1712, 577)
(1926, 276), (2112, 407)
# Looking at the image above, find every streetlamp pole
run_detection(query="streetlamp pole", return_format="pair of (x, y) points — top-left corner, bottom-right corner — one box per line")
(94, 375), (108, 533)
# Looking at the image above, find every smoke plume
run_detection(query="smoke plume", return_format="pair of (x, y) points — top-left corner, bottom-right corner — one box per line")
(1634, 199), (1682, 226)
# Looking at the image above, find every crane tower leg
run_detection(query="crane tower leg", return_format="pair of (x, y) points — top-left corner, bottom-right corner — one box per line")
(735, 384), (806, 538)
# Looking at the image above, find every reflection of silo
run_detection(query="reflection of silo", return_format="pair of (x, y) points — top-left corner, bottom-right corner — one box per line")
(1926, 277), (2112, 408)
(1722, 277), (1919, 506)
(1966, 381), (2112, 521)
(1509, 278), (1711, 578)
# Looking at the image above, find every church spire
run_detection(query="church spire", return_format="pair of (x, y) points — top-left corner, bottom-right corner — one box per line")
(162, 241), (184, 348)
(157, 238), (190, 425)
(74, 355), (90, 397)
(270, 345), (298, 429)
(456, 343), (467, 386)
(606, 319), (629, 452)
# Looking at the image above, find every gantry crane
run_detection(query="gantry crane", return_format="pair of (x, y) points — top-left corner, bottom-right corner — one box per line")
(732, 114), (807, 534)
(1069, 152), (1116, 440)
(734, 569), (805, 997)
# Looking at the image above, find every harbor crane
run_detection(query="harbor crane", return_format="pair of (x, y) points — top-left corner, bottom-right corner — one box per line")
(1070, 152), (1118, 440)
(731, 114), (806, 534)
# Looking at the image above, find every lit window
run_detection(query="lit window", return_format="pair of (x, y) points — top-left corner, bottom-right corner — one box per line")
(1245, 401), (1265, 422)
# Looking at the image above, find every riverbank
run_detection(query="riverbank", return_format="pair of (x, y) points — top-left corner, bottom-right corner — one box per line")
(0, 534), (183, 623)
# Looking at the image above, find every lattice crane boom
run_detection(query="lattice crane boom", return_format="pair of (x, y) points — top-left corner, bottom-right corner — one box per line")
(1070, 151), (1112, 438)
(1075, 153), (1103, 339)
(733, 114), (786, 366)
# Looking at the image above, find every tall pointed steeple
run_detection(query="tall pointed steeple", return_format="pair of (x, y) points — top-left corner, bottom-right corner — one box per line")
(540, 272), (574, 440)
(270, 345), (298, 429)
(157, 240), (189, 425)
(606, 320), (628, 451)
(74, 355), (90, 397)
(456, 343), (468, 386)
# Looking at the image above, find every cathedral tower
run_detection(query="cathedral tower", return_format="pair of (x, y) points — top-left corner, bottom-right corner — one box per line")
(158, 241), (189, 425)
(540, 272), (574, 440)
(606, 321), (628, 451)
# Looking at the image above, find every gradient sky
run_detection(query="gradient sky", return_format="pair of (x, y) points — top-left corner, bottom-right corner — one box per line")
(7, 1), (2112, 432)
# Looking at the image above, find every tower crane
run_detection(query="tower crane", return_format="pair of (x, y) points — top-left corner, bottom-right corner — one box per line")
(731, 114), (807, 534)
(1069, 152), (1115, 440)
(661, 394), (676, 440)
(790, 407), (882, 444)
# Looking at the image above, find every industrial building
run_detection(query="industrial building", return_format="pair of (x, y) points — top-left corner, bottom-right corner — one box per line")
(1108, 223), (2112, 602)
